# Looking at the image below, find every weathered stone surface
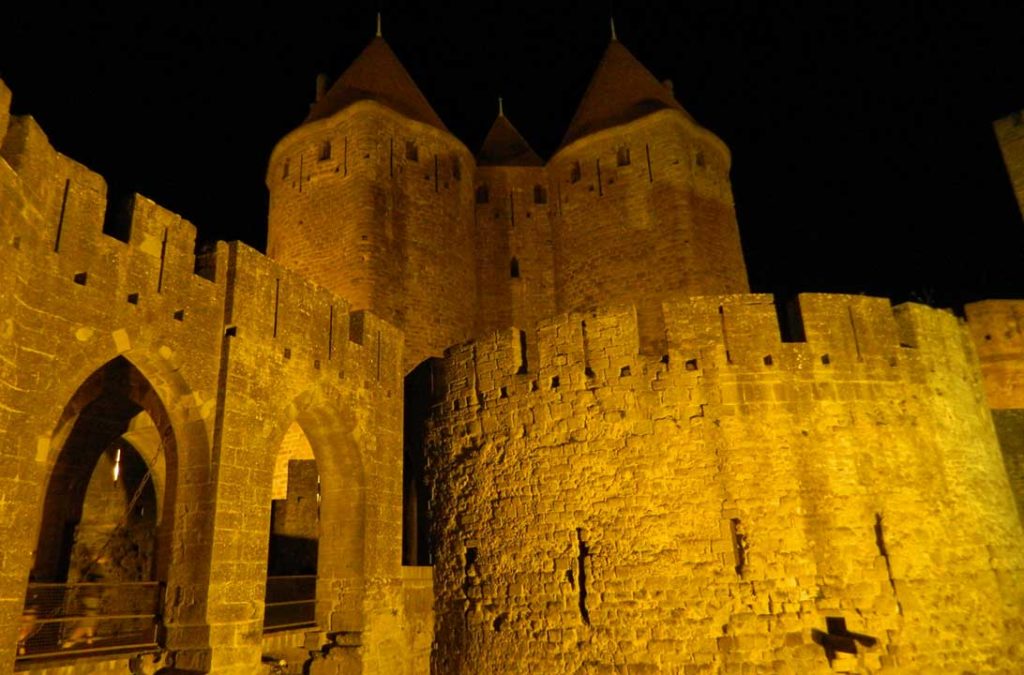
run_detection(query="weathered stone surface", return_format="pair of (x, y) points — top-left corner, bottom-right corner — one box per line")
(2, 24), (1024, 675)
(426, 298), (1024, 673)
(0, 96), (423, 674)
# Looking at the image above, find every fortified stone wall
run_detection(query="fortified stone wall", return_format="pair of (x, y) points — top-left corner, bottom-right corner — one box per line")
(965, 299), (1024, 522)
(995, 110), (1024, 220)
(426, 293), (1024, 673)
(267, 101), (477, 372)
(0, 84), (428, 675)
(473, 165), (556, 347)
(550, 110), (749, 339)
(0, 106), (227, 674)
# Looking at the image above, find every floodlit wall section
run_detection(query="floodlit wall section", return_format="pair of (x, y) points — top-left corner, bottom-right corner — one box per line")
(0, 87), (427, 675)
(427, 294), (1024, 673)
(267, 101), (477, 372)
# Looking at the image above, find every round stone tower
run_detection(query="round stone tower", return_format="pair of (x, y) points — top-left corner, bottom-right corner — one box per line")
(549, 37), (749, 324)
(266, 33), (477, 372)
(426, 297), (1024, 673)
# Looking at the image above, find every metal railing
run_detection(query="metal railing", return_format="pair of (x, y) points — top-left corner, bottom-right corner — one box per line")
(17, 581), (162, 662)
(263, 575), (316, 633)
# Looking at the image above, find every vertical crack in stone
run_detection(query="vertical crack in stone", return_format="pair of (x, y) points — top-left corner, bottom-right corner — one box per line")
(576, 528), (591, 626)
(874, 512), (903, 614)
(730, 518), (746, 577)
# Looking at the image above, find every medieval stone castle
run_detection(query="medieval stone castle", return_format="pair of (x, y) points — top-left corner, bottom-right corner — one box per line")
(1, 23), (1023, 675)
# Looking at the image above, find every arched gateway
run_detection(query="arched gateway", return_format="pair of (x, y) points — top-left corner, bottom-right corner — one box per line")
(19, 357), (181, 663)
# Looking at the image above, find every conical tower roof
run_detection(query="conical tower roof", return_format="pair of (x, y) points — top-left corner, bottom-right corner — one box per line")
(478, 105), (544, 166)
(560, 39), (692, 148)
(306, 36), (447, 131)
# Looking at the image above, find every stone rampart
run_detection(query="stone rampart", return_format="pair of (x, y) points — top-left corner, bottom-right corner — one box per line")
(0, 86), (422, 674)
(426, 293), (1024, 673)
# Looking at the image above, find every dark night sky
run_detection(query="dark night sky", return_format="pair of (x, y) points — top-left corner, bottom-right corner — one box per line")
(2, 2), (1024, 310)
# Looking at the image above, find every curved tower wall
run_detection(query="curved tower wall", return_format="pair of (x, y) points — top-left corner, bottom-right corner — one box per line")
(965, 299), (1024, 522)
(267, 102), (477, 371)
(550, 110), (748, 339)
(426, 293), (1024, 673)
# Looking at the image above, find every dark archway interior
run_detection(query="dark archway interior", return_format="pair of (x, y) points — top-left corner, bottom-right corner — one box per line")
(34, 357), (168, 584)
(267, 456), (320, 577)
(66, 441), (157, 584)
(264, 424), (320, 633)
(403, 360), (434, 566)
(20, 357), (173, 659)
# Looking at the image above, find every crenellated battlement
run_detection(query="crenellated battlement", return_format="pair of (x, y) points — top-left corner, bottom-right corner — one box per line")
(433, 292), (962, 410)
(225, 242), (403, 389)
(427, 290), (1023, 674)
(0, 79), (403, 392)
(1, 20), (1023, 674)
(0, 109), (218, 305)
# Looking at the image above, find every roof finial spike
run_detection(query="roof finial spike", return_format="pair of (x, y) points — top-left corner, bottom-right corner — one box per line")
(610, 16), (617, 42)
(498, 96), (504, 117)
(376, 12), (382, 37)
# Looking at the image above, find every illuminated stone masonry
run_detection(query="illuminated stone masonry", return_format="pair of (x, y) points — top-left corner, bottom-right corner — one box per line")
(426, 297), (1024, 673)
(0, 25), (1023, 675)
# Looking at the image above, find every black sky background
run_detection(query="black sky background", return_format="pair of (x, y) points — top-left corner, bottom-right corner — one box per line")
(2, 2), (1024, 310)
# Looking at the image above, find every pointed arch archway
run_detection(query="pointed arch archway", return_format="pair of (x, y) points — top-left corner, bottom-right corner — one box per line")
(263, 421), (319, 632)
(262, 391), (367, 634)
(19, 353), (209, 662)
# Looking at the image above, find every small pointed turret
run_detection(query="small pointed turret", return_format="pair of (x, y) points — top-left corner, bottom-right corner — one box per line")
(560, 38), (692, 148)
(305, 32), (447, 131)
(478, 103), (543, 166)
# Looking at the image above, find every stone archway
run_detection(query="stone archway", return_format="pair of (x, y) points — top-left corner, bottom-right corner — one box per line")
(19, 356), (182, 662)
(265, 396), (367, 636)
(263, 421), (320, 632)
